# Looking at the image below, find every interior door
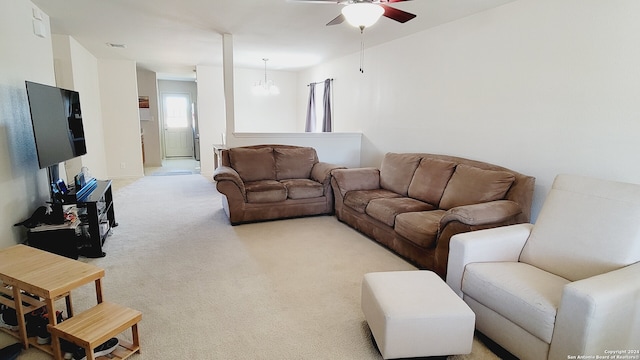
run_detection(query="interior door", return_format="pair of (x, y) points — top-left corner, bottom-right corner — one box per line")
(162, 93), (194, 158)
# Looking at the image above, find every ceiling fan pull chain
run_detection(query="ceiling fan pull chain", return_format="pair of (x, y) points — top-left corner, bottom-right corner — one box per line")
(360, 29), (365, 73)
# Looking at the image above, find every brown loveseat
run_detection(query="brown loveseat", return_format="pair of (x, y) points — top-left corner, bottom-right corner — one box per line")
(331, 153), (535, 278)
(213, 145), (344, 225)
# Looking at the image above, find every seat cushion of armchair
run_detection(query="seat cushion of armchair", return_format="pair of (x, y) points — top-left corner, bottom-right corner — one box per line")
(365, 197), (435, 227)
(462, 262), (569, 344)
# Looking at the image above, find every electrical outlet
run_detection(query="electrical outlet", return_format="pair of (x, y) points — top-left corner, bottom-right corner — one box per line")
(120, 162), (126, 169)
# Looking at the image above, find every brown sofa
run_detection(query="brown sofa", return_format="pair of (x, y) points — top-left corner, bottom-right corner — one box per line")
(213, 145), (344, 225)
(331, 153), (535, 278)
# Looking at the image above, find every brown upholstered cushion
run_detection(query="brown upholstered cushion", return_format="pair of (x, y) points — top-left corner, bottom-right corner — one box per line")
(395, 210), (447, 248)
(439, 164), (515, 210)
(365, 197), (435, 227)
(281, 179), (324, 199)
(379, 153), (421, 196)
(332, 168), (380, 196)
(343, 189), (402, 213)
(245, 180), (287, 203)
(275, 147), (317, 180)
(407, 158), (457, 206)
(229, 147), (276, 182)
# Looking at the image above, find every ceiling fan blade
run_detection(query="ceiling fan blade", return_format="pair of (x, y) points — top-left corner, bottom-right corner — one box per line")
(380, 4), (417, 23)
(382, 0), (412, 3)
(286, 0), (345, 3)
(326, 13), (345, 26)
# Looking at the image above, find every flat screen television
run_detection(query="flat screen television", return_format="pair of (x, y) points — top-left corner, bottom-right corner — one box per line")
(25, 81), (87, 170)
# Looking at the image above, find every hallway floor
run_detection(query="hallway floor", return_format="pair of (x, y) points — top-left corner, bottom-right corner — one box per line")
(112, 158), (201, 192)
(145, 158), (201, 176)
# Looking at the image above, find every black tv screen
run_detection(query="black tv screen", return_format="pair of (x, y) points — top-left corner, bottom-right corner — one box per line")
(25, 81), (87, 169)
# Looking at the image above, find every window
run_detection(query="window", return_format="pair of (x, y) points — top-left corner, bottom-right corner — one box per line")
(163, 95), (189, 128)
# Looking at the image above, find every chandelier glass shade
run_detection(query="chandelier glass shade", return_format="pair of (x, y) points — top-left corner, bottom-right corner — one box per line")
(341, 3), (385, 29)
(252, 58), (280, 96)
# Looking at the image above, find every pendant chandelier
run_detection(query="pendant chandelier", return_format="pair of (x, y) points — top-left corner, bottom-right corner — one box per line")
(252, 58), (280, 96)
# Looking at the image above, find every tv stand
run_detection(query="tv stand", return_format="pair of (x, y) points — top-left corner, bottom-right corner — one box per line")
(76, 180), (116, 257)
(30, 180), (117, 258)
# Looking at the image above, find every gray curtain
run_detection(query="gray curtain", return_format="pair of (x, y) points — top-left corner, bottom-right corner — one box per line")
(322, 78), (332, 132)
(305, 83), (316, 132)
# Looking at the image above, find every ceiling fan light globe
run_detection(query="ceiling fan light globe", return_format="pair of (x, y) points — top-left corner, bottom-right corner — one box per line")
(341, 3), (384, 29)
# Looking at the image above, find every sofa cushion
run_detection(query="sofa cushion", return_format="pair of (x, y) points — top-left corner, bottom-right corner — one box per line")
(407, 158), (457, 206)
(439, 164), (515, 210)
(379, 153), (421, 196)
(229, 147), (276, 182)
(281, 179), (324, 199)
(245, 180), (287, 203)
(365, 198), (435, 227)
(332, 168), (380, 197)
(462, 262), (569, 344)
(275, 147), (317, 180)
(394, 210), (447, 248)
(343, 189), (402, 214)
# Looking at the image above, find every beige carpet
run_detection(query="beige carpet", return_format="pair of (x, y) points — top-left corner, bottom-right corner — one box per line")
(1, 174), (500, 360)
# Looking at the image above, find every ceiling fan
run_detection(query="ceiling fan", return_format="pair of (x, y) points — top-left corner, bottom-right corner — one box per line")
(290, 0), (417, 29)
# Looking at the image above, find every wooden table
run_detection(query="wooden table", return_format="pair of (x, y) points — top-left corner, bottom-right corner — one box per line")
(0, 244), (105, 358)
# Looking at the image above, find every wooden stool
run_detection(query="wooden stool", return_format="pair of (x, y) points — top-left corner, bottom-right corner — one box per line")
(49, 301), (141, 360)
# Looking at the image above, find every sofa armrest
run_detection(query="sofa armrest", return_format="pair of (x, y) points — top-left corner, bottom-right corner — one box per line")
(213, 166), (246, 200)
(446, 223), (533, 297)
(440, 200), (523, 227)
(550, 261), (640, 359)
(311, 162), (345, 184)
(331, 168), (380, 197)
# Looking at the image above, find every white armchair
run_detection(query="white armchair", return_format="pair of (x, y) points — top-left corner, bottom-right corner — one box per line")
(446, 174), (640, 360)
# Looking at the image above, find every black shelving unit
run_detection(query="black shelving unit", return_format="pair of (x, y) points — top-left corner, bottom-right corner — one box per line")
(76, 180), (117, 257)
(30, 180), (117, 258)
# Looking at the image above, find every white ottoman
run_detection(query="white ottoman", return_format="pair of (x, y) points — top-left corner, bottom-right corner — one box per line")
(361, 271), (475, 359)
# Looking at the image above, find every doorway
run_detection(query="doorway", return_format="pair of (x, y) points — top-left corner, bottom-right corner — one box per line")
(161, 92), (195, 158)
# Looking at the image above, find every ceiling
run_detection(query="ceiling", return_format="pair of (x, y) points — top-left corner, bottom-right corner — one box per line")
(31, 0), (515, 79)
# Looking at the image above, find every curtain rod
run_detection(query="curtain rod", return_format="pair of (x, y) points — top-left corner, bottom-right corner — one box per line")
(307, 78), (334, 86)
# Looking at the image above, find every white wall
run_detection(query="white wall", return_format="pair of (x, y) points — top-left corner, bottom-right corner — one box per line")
(0, 0), (56, 248)
(98, 59), (145, 179)
(137, 69), (162, 167)
(52, 35), (109, 181)
(300, 0), (640, 222)
(233, 68), (298, 132)
(196, 65), (226, 177)
(231, 132), (362, 168)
